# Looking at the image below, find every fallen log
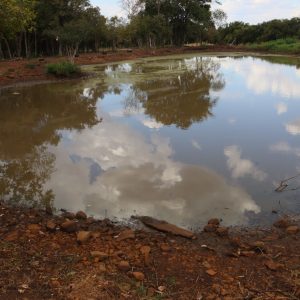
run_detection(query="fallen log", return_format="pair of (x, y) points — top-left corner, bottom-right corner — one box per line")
(138, 216), (195, 239)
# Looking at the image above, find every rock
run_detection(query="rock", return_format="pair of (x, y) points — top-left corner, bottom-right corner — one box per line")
(147, 287), (156, 297)
(86, 217), (95, 224)
(4, 231), (19, 242)
(61, 220), (77, 233)
(91, 232), (101, 239)
(46, 220), (56, 232)
(77, 231), (91, 244)
(160, 243), (171, 252)
(158, 286), (166, 292)
(208, 218), (220, 226)
(27, 224), (41, 232)
(115, 229), (135, 242)
(286, 225), (299, 234)
(76, 211), (87, 220)
(90, 251), (109, 261)
(206, 269), (217, 276)
(140, 245), (151, 255)
(118, 261), (130, 271)
(139, 216), (195, 239)
(132, 272), (145, 281)
(63, 212), (75, 220)
(212, 284), (221, 294)
(50, 279), (60, 288)
(251, 241), (267, 253)
(202, 261), (212, 269)
(264, 260), (283, 271)
(204, 224), (217, 233)
(99, 263), (106, 272)
(273, 218), (290, 228)
(216, 227), (229, 236)
(140, 246), (151, 266)
(240, 251), (256, 257)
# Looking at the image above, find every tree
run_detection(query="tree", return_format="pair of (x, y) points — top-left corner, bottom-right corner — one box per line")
(123, 57), (225, 128)
(0, 0), (36, 58)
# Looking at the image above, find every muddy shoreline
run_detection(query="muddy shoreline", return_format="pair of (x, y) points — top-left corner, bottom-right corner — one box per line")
(1, 46), (299, 89)
(0, 201), (299, 299)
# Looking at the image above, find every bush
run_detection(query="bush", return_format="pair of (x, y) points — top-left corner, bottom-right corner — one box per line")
(46, 61), (81, 77)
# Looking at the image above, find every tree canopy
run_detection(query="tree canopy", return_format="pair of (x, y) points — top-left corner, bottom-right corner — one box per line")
(1, 0), (299, 59)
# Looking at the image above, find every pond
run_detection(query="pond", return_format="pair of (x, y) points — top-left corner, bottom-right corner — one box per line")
(1, 53), (300, 229)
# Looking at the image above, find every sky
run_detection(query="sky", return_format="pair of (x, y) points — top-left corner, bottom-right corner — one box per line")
(90, 0), (300, 24)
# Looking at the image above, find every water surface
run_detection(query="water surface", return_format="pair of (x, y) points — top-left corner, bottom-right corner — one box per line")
(1, 53), (300, 229)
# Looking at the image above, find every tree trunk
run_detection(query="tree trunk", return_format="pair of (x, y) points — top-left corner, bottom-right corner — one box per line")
(3, 37), (12, 59)
(0, 41), (4, 59)
(34, 30), (37, 57)
(112, 39), (116, 52)
(24, 31), (29, 58)
(58, 41), (62, 56)
(16, 33), (22, 57)
(94, 34), (98, 52)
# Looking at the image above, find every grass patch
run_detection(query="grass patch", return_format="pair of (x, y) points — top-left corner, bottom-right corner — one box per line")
(46, 61), (81, 77)
(245, 38), (300, 54)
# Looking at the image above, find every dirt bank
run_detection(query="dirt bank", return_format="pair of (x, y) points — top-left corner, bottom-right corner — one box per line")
(0, 45), (289, 89)
(0, 48), (186, 88)
(0, 201), (299, 300)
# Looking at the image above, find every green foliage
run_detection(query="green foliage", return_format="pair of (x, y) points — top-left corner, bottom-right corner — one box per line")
(136, 284), (147, 297)
(46, 61), (81, 77)
(218, 18), (300, 47)
(245, 39), (300, 54)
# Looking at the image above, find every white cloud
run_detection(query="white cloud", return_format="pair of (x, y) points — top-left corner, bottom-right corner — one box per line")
(224, 145), (267, 181)
(44, 116), (261, 227)
(270, 141), (300, 157)
(275, 102), (288, 115)
(91, 0), (124, 18)
(285, 119), (300, 136)
(142, 119), (163, 129)
(228, 118), (236, 125)
(225, 58), (300, 99)
(191, 140), (202, 151)
(213, 0), (300, 24)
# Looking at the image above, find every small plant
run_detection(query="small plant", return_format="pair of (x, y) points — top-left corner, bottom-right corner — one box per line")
(46, 61), (81, 77)
(136, 284), (147, 297)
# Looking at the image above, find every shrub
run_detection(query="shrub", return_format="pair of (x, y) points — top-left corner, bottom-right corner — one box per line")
(46, 61), (81, 77)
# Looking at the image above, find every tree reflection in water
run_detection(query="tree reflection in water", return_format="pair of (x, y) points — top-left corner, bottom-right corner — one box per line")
(0, 83), (100, 207)
(122, 57), (225, 128)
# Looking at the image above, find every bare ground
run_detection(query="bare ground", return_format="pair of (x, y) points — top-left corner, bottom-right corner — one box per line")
(0, 201), (299, 300)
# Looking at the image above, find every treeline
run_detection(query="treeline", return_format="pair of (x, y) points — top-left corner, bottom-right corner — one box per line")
(1, 0), (300, 60)
(218, 18), (300, 45)
(0, 0), (226, 59)
(0, 0), (107, 59)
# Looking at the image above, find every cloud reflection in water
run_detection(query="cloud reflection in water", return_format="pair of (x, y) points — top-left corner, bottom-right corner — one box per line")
(47, 117), (260, 228)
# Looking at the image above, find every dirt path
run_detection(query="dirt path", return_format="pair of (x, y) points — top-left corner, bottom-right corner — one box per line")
(0, 202), (299, 300)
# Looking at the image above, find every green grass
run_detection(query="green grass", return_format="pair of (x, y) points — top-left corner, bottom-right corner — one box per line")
(46, 61), (81, 77)
(245, 38), (300, 54)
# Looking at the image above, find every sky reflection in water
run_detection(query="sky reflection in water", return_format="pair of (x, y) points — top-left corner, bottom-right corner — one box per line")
(1, 54), (300, 228)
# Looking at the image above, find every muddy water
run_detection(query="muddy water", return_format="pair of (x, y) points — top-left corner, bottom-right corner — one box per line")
(1, 53), (300, 229)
